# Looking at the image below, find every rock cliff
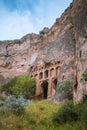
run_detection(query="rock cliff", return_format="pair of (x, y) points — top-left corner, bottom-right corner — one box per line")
(0, 0), (87, 102)
(0, 1), (73, 80)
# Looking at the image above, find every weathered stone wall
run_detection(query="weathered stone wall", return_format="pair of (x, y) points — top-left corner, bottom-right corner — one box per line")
(0, 2), (73, 80)
(71, 0), (87, 102)
(30, 23), (75, 100)
(0, 24), (62, 80)
(0, 0), (87, 102)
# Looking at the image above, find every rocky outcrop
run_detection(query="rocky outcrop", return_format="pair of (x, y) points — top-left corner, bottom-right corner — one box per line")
(29, 0), (87, 102)
(0, 0), (87, 102)
(71, 0), (87, 102)
(0, 1), (73, 80)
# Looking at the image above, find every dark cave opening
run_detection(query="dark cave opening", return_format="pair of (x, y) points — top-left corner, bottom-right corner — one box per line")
(41, 81), (48, 99)
(53, 78), (57, 89)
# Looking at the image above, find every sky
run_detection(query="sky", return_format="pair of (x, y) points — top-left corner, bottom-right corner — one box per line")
(0, 0), (72, 40)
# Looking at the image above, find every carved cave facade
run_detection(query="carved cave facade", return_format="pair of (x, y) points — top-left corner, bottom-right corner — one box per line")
(30, 60), (60, 99)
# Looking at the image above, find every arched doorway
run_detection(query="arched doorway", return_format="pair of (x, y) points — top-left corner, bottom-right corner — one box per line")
(41, 81), (48, 99)
(39, 72), (43, 79)
(50, 68), (55, 77)
(44, 70), (49, 78)
(53, 78), (57, 89)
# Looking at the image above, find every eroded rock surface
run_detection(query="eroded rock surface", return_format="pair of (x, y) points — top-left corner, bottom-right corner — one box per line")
(0, 0), (87, 102)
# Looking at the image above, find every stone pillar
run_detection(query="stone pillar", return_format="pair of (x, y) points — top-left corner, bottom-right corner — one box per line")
(43, 70), (45, 80)
(47, 79), (52, 98)
(51, 80), (56, 96)
(36, 73), (41, 96)
(54, 67), (56, 77)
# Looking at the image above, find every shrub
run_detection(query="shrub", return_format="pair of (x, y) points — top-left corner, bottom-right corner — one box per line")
(52, 100), (87, 124)
(81, 107), (87, 124)
(2, 95), (30, 116)
(77, 101), (87, 124)
(0, 77), (17, 94)
(39, 30), (45, 35)
(81, 69), (87, 82)
(52, 101), (79, 124)
(56, 80), (72, 94)
(23, 76), (36, 98)
(1, 75), (36, 98)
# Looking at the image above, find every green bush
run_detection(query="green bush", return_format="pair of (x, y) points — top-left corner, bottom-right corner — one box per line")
(1, 75), (36, 98)
(52, 101), (79, 124)
(81, 69), (87, 82)
(39, 30), (45, 34)
(52, 100), (87, 124)
(0, 77), (17, 94)
(0, 95), (30, 116)
(77, 101), (87, 124)
(56, 80), (72, 94)
(81, 107), (87, 124)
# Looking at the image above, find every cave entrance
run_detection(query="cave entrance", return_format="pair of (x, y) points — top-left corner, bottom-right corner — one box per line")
(41, 81), (48, 99)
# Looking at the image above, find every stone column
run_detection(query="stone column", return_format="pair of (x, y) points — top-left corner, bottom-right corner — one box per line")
(47, 78), (52, 98)
(35, 73), (41, 96)
(54, 67), (56, 76)
(51, 80), (56, 96)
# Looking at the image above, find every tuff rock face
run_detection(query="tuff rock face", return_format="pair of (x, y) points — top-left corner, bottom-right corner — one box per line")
(72, 0), (87, 102)
(0, 0), (87, 102)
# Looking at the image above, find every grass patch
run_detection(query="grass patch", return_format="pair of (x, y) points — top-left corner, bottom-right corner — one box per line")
(0, 100), (87, 130)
